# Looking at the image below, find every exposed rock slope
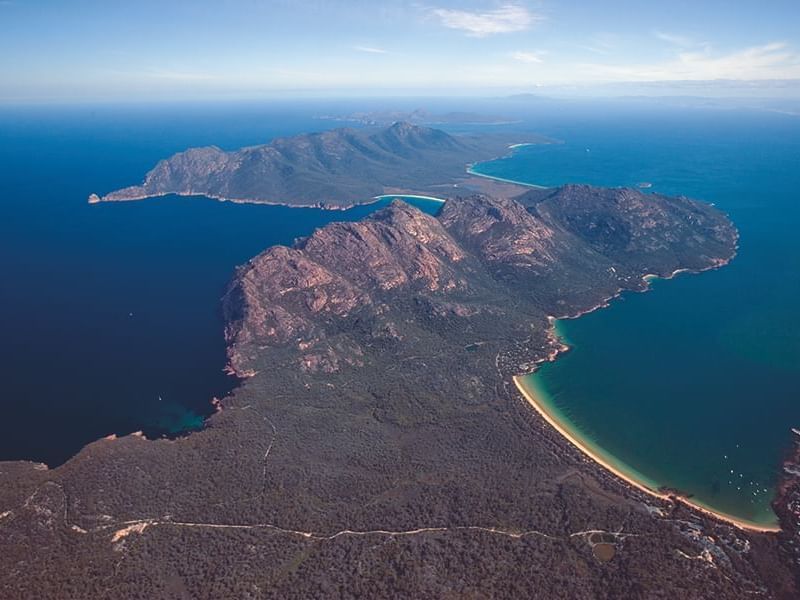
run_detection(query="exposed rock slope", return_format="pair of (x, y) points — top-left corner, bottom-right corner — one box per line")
(224, 189), (737, 379)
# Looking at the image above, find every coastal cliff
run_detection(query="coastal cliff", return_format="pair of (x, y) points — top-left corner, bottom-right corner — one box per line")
(4, 187), (797, 599)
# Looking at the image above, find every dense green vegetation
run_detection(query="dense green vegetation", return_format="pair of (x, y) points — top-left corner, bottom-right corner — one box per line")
(3, 180), (797, 597)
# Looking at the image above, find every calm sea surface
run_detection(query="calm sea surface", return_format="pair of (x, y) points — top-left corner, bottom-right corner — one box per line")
(473, 107), (800, 525)
(0, 102), (440, 466)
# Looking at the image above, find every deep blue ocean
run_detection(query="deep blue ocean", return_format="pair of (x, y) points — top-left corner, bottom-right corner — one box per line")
(1, 100), (798, 527)
(0, 101), (441, 466)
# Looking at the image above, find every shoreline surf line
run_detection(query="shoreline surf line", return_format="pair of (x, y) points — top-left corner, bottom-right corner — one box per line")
(373, 194), (446, 204)
(465, 167), (549, 190)
(465, 140), (556, 190)
(90, 190), (379, 211)
(90, 191), (448, 211)
(513, 259), (783, 534)
(513, 376), (781, 534)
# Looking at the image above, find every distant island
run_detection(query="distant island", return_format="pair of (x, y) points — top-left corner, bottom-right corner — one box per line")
(92, 122), (534, 209)
(316, 108), (522, 126)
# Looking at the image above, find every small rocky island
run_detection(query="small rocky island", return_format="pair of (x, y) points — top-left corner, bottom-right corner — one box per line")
(3, 127), (799, 597)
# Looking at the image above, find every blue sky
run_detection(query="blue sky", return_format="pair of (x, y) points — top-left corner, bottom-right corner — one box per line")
(2, 0), (799, 100)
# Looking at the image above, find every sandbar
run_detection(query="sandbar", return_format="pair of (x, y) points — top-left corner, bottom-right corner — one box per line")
(465, 167), (548, 190)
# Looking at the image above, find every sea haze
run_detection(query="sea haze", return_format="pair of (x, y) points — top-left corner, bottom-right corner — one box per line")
(0, 102), (442, 466)
(473, 106), (800, 526)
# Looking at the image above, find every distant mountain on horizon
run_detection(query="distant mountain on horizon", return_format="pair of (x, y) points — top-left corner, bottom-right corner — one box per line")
(317, 108), (520, 127)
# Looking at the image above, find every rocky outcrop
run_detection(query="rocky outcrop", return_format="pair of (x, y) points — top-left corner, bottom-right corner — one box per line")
(439, 194), (557, 267)
(223, 189), (738, 376)
(223, 201), (480, 375)
(522, 184), (738, 271)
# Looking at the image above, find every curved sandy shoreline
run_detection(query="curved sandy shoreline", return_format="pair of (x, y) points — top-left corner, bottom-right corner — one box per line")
(90, 190), (369, 211)
(373, 194), (446, 204)
(514, 260), (781, 534)
(91, 191), (447, 211)
(465, 167), (549, 190)
(514, 375), (781, 533)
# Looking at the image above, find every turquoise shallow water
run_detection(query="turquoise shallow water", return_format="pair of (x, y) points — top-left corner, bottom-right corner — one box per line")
(473, 108), (800, 526)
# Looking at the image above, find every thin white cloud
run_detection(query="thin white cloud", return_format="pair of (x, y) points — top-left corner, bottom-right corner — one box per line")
(510, 50), (545, 64)
(577, 32), (620, 55)
(431, 4), (542, 37)
(580, 42), (800, 81)
(354, 45), (389, 54)
(146, 69), (215, 81)
(654, 31), (695, 47)
(654, 31), (711, 52)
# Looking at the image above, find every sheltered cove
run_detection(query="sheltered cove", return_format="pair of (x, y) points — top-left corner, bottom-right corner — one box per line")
(515, 357), (781, 533)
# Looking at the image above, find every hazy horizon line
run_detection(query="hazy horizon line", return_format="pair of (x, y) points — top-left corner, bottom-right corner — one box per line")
(2, 78), (800, 106)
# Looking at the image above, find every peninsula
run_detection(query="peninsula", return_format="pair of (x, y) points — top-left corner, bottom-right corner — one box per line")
(5, 178), (800, 597)
(93, 122), (524, 208)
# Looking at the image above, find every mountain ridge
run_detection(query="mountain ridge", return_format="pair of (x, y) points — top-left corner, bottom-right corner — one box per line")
(223, 189), (737, 379)
(96, 122), (513, 208)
